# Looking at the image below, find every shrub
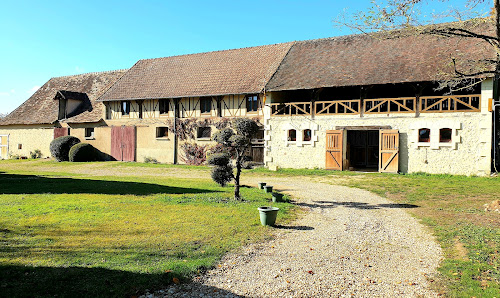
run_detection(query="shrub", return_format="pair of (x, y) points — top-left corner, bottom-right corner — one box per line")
(144, 156), (159, 164)
(210, 165), (234, 187)
(68, 143), (99, 162)
(50, 136), (81, 161)
(29, 149), (42, 159)
(207, 153), (231, 167)
(209, 118), (259, 200)
(9, 152), (20, 160)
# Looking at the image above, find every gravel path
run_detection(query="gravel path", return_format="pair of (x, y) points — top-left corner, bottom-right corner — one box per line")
(143, 176), (443, 297)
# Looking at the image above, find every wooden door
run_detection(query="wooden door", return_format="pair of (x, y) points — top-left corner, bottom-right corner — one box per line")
(326, 130), (344, 170)
(111, 126), (136, 161)
(54, 127), (69, 139)
(379, 130), (399, 173)
(0, 135), (8, 159)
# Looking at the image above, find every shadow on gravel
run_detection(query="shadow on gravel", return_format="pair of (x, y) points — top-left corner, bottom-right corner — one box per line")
(273, 225), (314, 230)
(295, 201), (419, 210)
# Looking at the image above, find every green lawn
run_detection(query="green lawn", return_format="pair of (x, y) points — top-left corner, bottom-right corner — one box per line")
(250, 167), (500, 297)
(0, 160), (295, 297)
(2, 160), (499, 297)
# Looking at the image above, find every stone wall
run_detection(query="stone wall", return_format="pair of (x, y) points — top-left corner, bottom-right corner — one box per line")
(0, 125), (55, 159)
(264, 80), (493, 176)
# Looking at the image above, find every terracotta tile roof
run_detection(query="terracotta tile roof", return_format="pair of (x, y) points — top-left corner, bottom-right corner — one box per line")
(0, 70), (127, 125)
(266, 24), (495, 91)
(98, 43), (294, 101)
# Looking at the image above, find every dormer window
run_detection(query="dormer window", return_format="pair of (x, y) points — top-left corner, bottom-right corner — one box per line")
(56, 90), (89, 120)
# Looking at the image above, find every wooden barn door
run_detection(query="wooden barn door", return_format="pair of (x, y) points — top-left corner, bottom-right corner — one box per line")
(0, 135), (8, 159)
(379, 130), (399, 173)
(111, 126), (136, 161)
(326, 130), (344, 170)
(54, 127), (69, 139)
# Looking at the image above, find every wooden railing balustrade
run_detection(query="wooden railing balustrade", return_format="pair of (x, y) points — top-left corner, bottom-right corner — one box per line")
(270, 102), (312, 116)
(269, 94), (481, 117)
(364, 97), (416, 114)
(419, 95), (481, 113)
(315, 100), (361, 115)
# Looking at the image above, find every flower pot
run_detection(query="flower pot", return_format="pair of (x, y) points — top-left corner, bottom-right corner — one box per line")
(263, 185), (273, 193)
(258, 182), (267, 189)
(272, 192), (284, 202)
(258, 206), (279, 226)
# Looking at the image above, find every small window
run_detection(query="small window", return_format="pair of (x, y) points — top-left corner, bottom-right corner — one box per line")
(85, 128), (95, 139)
(18, 144), (22, 150)
(121, 101), (130, 116)
(303, 129), (311, 141)
(156, 127), (169, 138)
(440, 128), (452, 143)
(418, 128), (430, 143)
(200, 97), (212, 114)
(159, 99), (169, 115)
(246, 95), (259, 112)
(288, 129), (296, 141)
(197, 127), (212, 139)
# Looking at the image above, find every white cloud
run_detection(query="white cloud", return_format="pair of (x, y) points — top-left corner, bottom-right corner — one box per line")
(27, 85), (41, 94)
(0, 90), (15, 97)
(75, 66), (84, 73)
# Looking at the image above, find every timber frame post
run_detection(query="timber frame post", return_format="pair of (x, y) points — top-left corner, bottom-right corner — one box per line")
(173, 98), (179, 164)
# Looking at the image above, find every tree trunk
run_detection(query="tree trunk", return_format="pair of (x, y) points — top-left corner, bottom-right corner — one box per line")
(234, 150), (242, 200)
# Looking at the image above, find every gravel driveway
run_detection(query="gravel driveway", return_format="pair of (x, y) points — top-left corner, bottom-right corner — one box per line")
(144, 176), (443, 297)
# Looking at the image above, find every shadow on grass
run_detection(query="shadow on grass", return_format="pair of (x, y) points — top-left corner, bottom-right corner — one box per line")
(274, 225), (314, 230)
(295, 200), (419, 210)
(0, 173), (216, 195)
(0, 265), (240, 298)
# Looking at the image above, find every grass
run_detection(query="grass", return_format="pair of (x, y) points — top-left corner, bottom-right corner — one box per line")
(250, 167), (500, 297)
(0, 160), (296, 297)
(2, 160), (498, 297)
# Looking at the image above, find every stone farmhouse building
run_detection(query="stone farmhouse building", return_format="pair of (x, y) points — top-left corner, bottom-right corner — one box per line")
(1, 26), (498, 176)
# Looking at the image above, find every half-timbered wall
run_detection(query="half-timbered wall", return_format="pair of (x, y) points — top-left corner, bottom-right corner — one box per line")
(105, 94), (264, 120)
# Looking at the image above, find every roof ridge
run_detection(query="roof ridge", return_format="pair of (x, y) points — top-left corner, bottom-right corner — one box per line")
(138, 41), (296, 62)
(52, 69), (129, 79)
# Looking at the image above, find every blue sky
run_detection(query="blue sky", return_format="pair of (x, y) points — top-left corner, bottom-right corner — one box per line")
(0, 0), (491, 114)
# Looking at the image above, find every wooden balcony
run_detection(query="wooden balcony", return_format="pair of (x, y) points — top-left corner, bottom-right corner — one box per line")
(420, 95), (481, 113)
(270, 102), (313, 116)
(269, 94), (481, 117)
(364, 97), (416, 114)
(315, 100), (361, 115)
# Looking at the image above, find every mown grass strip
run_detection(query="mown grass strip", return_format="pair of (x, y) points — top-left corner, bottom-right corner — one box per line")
(0, 160), (295, 297)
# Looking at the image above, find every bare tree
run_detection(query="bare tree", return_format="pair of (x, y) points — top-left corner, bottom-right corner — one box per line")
(336, 0), (500, 170)
(336, 0), (498, 89)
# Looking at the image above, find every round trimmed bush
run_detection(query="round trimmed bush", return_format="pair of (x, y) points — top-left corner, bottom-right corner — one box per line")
(69, 143), (99, 162)
(50, 135), (81, 161)
(211, 165), (233, 187)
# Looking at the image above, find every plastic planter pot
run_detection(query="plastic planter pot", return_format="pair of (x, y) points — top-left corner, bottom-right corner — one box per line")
(258, 182), (267, 189)
(263, 185), (273, 193)
(272, 192), (284, 203)
(258, 206), (280, 226)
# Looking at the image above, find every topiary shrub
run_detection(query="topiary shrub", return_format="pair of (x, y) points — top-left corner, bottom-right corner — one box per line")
(68, 143), (99, 162)
(50, 136), (81, 161)
(208, 118), (259, 200)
